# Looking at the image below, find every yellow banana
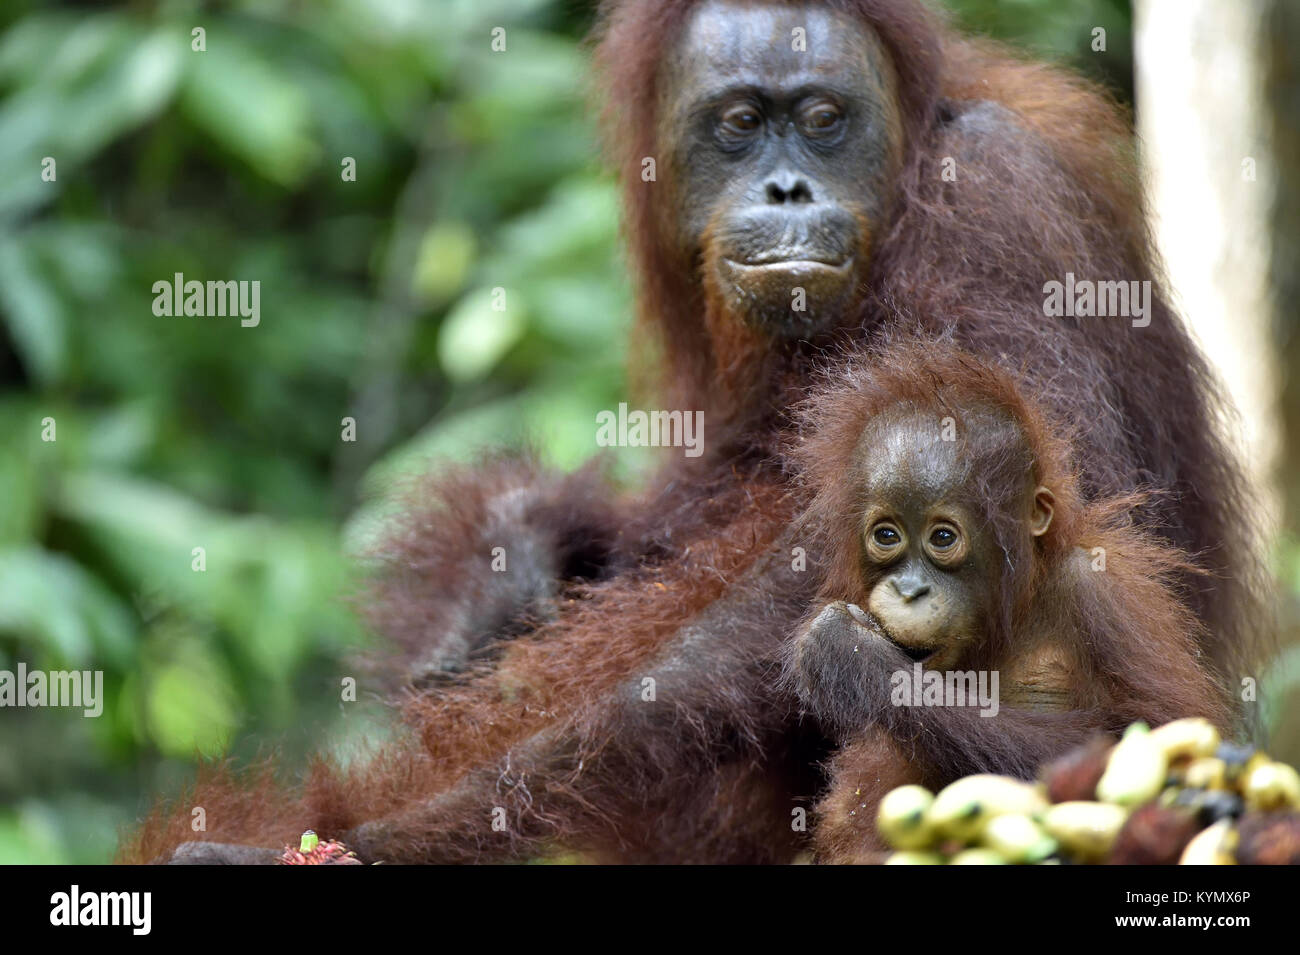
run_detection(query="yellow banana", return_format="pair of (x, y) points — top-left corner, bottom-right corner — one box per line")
(884, 851), (944, 865)
(981, 813), (1057, 863)
(928, 774), (1047, 842)
(948, 848), (1008, 865)
(1241, 761), (1300, 811)
(1096, 722), (1166, 807)
(1149, 718), (1221, 761)
(1178, 819), (1237, 865)
(876, 784), (936, 850)
(1182, 757), (1227, 791)
(1043, 801), (1128, 860)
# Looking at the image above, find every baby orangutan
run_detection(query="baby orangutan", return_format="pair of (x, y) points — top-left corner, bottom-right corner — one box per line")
(788, 342), (1231, 863)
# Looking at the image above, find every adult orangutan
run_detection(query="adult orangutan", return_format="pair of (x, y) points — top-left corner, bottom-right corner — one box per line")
(129, 0), (1264, 864)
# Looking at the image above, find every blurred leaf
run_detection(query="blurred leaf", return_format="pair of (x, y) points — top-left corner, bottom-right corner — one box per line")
(84, 402), (157, 470)
(412, 221), (476, 305)
(487, 177), (620, 279)
(438, 286), (527, 382)
(32, 223), (125, 302)
(0, 805), (65, 865)
(454, 31), (586, 120)
(0, 237), (67, 384)
(145, 640), (237, 758)
(0, 400), (47, 545)
(0, 548), (135, 667)
(1263, 644), (1300, 737)
(528, 275), (627, 350)
(60, 27), (184, 156)
(180, 30), (316, 185)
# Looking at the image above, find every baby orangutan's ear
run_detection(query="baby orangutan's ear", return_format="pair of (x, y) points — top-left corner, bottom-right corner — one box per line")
(1030, 486), (1055, 537)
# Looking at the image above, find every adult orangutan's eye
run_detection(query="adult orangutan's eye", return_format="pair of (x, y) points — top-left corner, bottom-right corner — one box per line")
(720, 104), (762, 135)
(800, 101), (843, 133)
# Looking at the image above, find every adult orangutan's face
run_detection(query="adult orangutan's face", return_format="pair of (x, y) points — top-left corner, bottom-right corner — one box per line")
(662, 0), (903, 335)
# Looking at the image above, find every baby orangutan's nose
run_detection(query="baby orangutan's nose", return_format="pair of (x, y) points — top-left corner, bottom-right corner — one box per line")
(890, 574), (931, 603)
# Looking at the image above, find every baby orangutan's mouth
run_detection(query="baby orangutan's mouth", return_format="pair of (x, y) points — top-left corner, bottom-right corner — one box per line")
(844, 603), (939, 664)
(891, 641), (937, 664)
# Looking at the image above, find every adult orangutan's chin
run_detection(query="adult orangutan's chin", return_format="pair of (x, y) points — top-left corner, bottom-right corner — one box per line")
(714, 257), (859, 334)
(705, 204), (867, 337)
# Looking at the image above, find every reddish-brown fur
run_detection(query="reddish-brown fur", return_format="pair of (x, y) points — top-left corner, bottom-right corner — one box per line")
(785, 342), (1231, 862)
(122, 0), (1265, 864)
(596, 0), (1264, 683)
(356, 455), (623, 685)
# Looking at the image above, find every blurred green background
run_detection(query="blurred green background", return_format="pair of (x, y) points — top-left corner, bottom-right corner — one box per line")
(0, 0), (1287, 864)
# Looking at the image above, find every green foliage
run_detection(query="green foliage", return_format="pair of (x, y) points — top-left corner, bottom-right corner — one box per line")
(945, 0), (1134, 97)
(0, 0), (628, 863)
(0, 0), (1153, 863)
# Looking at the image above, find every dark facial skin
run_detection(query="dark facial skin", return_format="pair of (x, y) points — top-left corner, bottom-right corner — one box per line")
(795, 412), (1055, 682)
(661, 0), (903, 334)
(854, 413), (1001, 669)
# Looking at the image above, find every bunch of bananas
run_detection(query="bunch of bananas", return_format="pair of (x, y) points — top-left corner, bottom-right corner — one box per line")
(878, 718), (1300, 864)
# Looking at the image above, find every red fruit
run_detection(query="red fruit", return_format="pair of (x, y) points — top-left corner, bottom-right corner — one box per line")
(278, 830), (364, 865)
(1109, 804), (1201, 865)
(1042, 736), (1114, 804)
(1235, 812), (1300, 865)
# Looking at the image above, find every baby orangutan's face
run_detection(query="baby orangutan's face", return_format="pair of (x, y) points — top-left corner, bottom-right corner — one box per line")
(789, 409), (1058, 736)
(815, 412), (1054, 672)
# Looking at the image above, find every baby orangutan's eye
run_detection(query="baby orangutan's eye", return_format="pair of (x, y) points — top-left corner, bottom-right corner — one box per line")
(873, 525), (901, 547)
(929, 526), (957, 549)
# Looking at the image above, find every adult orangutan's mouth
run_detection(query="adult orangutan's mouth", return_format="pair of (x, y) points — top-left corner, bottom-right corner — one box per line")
(722, 256), (855, 275)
